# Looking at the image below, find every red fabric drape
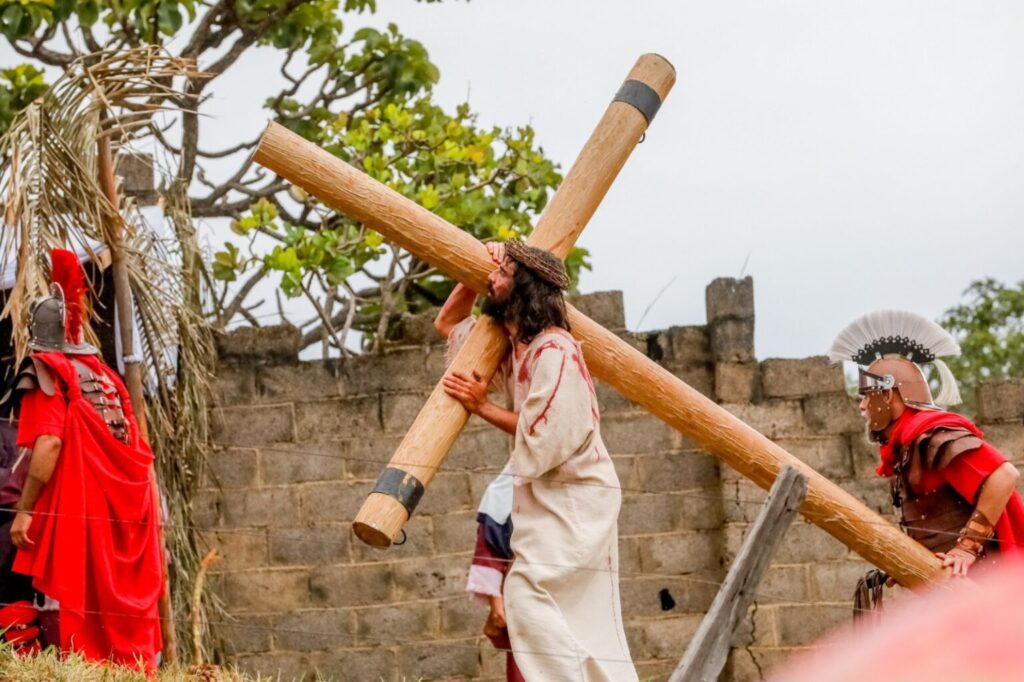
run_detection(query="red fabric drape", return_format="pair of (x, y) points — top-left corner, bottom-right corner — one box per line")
(13, 352), (162, 673)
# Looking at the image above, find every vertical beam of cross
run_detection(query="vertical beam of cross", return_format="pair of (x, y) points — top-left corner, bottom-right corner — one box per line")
(253, 113), (944, 589)
(350, 54), (676, 547)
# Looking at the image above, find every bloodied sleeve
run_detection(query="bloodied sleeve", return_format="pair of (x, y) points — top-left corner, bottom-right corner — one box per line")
(514, 341), (596, 480)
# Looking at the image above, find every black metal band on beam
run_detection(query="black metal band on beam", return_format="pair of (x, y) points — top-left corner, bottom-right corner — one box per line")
(613, 80), (662, 125)
(371, 467), (426, 516)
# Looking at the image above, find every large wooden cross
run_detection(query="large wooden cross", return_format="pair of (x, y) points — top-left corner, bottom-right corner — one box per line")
(253, 55), (943, 588)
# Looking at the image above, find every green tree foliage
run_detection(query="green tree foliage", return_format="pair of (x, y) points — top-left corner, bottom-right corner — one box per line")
(0, 63), (46, 135)
(0, 0), (584, 352)
(940, 278), (1024, 412)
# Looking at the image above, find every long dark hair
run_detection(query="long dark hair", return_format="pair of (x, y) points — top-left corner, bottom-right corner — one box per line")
(505, 264), (570, 345)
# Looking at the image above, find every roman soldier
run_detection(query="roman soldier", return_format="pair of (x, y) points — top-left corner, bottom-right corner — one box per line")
(0, 249), (164, 671)
(830, 310), (1024, 580)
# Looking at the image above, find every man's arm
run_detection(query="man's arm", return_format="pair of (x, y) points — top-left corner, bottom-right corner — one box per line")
(434, 283), (477, 340)
(11, 434), (62, 549)
(938, 461), (1020, 577)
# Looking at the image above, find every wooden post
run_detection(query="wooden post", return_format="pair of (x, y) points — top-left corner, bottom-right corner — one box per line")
(96, 137), (178, 665)
(670, 466), (808, 682)
(351, 54), (676, 547)
(253, 123), (944, 589)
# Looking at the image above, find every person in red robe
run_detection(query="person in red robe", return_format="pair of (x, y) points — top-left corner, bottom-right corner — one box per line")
(830, 310), (1024, 580)
(3, 249), (163, 672)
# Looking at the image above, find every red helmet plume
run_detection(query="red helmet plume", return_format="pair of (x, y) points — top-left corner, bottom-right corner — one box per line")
(50, 248), (86, 344)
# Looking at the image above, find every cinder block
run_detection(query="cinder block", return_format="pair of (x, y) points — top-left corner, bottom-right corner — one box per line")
(773, 437), (852, 480)
(803, 392), (863, 434)
(619, 574), (719, 618)
(415, 472), (472, 516)
(256, 362), (343, 403)
(392, 556), (469, 601)
(197, 529), (267, 572)
(211, 404), (295, 446)
(380, 391), (434, 435)
(213, 613), (273, 655)
(724, 400), (807, 439)
(602, 414), (682, 454)
(398, 639), (481, 679)
(629, 614), (704, 659)
(235, 651), (312, 682)
(432, 510), (479, 554)
(356, 601), (440, 643)
(757, 521), (848, 564)
(215, 324), (301, 364)
(617, 535), (643, 574)
(212, 365), (256, 407)
(342, 348), (446, 395)
(773, 603), (850, 646)
(613, 454), (640, 490)
(440, 596), (486, 637)
(669, 325), (713, 365)
(720, 478), (769, 523)
(595, 379), (640, 414)
(298, 480), (373, 524)
(218, 486), (299, 527)
(569, 290), (626, 330)
(294, 396), (380, 442)
(222, 568), (311, 611)
(269, 525), (350, 566)
(309, 563), (394, 607)
(636, 452), (720, 493)
(310, 648), (399, 682)
(715, 362), (760, 404)
(725, 647), (796, 682)
(761, 357), (845, 398)
(848, 433), (883, 480)
(638, 531), (721, 574)
(344, 434), (403, 480)
(709, 317), (755, 363)
(619, 494), (686, 535)
(203, 447), (259, 488)
(757, 564), (810, 603)
(273, 608), (355, 651)
(706, 276), (754, 323)
(447, 428), (511, 472)
(258, 442), (345, 485)
(809, 559), (873, 602)
(976, 380), (1024, 423)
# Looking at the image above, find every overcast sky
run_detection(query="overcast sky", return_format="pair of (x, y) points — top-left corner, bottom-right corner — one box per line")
(8, 1), (1024, 359)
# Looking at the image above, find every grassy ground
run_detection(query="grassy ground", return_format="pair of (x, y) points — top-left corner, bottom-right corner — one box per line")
(0, 644), (254, 682)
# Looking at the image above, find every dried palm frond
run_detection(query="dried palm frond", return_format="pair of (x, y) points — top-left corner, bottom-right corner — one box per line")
(0, 48), (218, 662)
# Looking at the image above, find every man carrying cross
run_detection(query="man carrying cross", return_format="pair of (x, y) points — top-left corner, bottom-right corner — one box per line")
(439, 239), (636, 682)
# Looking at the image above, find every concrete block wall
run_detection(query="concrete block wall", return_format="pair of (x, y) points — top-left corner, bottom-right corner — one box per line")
(199, 282), (1024, 681)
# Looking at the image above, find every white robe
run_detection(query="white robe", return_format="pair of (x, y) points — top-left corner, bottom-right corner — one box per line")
(449, 319), (636, 682)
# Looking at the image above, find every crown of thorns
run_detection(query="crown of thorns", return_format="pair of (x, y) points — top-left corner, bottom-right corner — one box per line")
(504, 239), (571, 290)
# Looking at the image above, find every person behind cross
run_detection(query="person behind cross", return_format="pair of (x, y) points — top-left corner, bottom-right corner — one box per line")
(436, 239), (636, 682)
(2, 249), (164, 672)
(830, 310), (1024, 582)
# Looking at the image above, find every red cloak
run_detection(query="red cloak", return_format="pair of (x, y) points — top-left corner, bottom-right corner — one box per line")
(13, 352), (163, 672)
(879, 408), (1024, 557)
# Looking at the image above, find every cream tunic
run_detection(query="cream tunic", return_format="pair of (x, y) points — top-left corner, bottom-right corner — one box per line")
(449, 319), (636, 682)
